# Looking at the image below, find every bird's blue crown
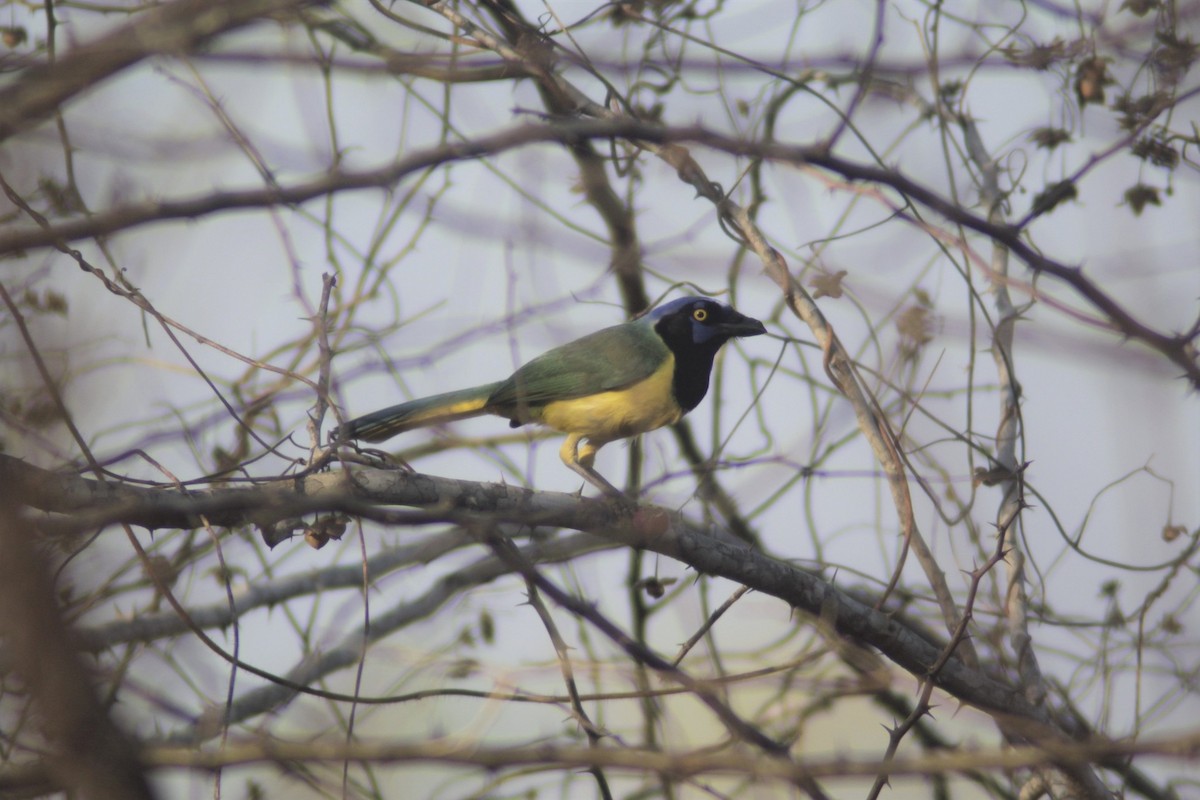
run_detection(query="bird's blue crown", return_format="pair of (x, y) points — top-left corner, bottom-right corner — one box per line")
(644, 295), (721, 322)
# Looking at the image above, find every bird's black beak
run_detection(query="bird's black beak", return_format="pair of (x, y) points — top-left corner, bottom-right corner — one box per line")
(718, 310), (767, 339)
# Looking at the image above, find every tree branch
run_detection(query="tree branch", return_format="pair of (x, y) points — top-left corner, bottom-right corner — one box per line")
(1, 452), (1107, 751)
(0, 0), (324, 143)
(2, 118), (1193, 388)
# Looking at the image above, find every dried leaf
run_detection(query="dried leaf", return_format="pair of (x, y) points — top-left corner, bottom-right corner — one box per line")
(1030, 180), (1077, 216)
(635, 576), (678, 599)
(1113, 91), (1173, 131)
(1075, 55), (1113, 107)
(1124, 184), (1161, 215)
(1152, 31), (1198, 77)
(304, 515), (347, 549)
(809, 269), (848, 299)
(1029, 127), (1072, 150)
(896, 305), (934, 349)
(1162, 524), (1186, 542)
(1132, 136), (1179, 169)
(1002, 37), (1072, 70)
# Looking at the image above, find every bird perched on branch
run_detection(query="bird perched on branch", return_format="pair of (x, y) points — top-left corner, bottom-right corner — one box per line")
(334, 296), (766, 495)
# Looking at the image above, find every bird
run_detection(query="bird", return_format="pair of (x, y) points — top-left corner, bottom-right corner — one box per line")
(333, 296), (766, 495)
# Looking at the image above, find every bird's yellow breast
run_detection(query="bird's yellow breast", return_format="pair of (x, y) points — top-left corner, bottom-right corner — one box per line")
(537, 354), (682, 444)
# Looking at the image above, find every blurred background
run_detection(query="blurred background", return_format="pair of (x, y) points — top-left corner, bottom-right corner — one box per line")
(1, 0), (1198, 797)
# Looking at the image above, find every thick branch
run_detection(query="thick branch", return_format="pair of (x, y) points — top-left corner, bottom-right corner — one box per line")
(1, 453), (1098, 747)
(7, 726), (1196, 792)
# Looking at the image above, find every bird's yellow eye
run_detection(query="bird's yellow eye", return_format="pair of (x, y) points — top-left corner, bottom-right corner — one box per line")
(692, 307), (709, 322)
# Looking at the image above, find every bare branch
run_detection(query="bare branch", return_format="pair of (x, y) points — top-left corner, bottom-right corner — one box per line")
(0, 0), (325, 143)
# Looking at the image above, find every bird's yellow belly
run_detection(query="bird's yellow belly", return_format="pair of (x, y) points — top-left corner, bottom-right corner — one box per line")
(538, 356), (682, 444)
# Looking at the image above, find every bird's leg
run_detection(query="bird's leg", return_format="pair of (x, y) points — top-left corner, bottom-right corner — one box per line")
(560, 434), (624, 498)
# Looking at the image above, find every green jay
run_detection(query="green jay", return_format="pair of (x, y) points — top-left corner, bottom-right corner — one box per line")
(334, 296), (766, 494)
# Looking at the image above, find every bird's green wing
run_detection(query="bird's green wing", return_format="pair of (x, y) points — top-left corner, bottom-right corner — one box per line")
(487, 321), (667, 412)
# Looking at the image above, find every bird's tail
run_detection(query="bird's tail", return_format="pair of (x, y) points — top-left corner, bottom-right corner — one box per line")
(335, 382), (504, 443)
